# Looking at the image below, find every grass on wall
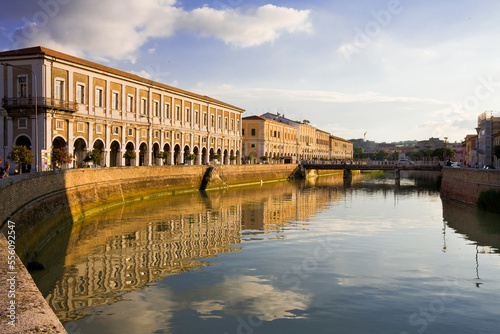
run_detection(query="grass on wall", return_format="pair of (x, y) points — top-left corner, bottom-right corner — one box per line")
(477, 189), (500, 214)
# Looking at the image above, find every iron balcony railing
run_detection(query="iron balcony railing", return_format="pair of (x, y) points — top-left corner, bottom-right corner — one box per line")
(2, 97), (78, 112)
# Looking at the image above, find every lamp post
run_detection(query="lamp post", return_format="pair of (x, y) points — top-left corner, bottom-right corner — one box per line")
(1, 62), (38, 172)
(443, 137), (448, 164)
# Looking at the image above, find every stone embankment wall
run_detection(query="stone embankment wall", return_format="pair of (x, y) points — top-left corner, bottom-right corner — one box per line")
(441, 167), (500, 205)
(0, 164), (295, 333)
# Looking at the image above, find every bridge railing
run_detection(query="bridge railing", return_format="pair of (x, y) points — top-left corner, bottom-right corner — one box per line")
(300, 160), (442, 167)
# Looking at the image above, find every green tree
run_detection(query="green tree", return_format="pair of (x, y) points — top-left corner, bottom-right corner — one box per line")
(375, 150), (389, 160)
(52, 147), (72, 169)
(8, 145), (34, 174)
(123, 150), (136, 166)
(259, 155), (268, 162)
(84, 148), (102, 165)
(157, 151), (169, 163)
(353, 147), (365, 159)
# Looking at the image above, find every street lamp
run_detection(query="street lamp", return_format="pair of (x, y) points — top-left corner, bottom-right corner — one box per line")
(1, 62), (39, 172)
(443, 137), (448, 163)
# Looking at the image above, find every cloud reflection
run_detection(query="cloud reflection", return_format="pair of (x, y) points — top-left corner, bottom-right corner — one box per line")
(186, 275), (310, 321)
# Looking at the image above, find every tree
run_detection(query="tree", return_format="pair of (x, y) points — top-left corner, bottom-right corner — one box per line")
(210, 152), (220, 161)
(303, 119), (310, 124)
(432, 148), (455, 160)
(157, 151), (169, 163)
(52, 147), (72, 169)
(123, 150), (136, 166)
(185, 153), (196, 161)
(259, 156), (268, 162)
(375, 150), (389, 161)
(8, 145), (34, 174)
(229, 154), (237, 161)
(353, 147), (365, 159)
(84, 148), (101, 165)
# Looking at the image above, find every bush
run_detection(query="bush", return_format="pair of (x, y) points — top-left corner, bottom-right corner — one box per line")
(477, 189), (500, 214)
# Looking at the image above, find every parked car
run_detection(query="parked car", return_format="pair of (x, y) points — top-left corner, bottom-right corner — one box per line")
(398, 159), (414, 165)
(87, 164), (101, 168)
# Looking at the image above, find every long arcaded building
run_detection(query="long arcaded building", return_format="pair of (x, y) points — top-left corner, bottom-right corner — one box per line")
(0, 46), (245, 171)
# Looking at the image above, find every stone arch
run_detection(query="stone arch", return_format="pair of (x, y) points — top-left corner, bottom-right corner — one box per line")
(201, 147), (208, 165)
(73, 137), (87, 168)
(193, 146), (200, 165)
(152, 142), (160, 166)
(125, 142), (135, 166)
(174, 144), (181, 165)
(15, 135), (33, 173)
(139, 142), (148, 166)
(92, 139), (105, 166)
(110, 140), (121, 167)
(163, 143), (171, 165)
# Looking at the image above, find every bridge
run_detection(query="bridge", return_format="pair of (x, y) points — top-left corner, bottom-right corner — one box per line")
(299, 160), (443, 180)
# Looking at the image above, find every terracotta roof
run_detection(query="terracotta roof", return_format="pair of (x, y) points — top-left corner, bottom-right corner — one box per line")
(0, 46), (245, 112)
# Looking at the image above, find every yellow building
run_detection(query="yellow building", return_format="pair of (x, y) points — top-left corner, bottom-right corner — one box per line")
(0, 46), (245, 172)
(330, 135), (354, 160)
(242, 115), (298, 163)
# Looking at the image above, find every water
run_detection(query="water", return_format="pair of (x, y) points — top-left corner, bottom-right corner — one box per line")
(31, 172), (500, 334)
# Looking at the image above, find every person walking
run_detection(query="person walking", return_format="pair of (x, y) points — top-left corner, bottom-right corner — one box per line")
(2, 161), (9, 178)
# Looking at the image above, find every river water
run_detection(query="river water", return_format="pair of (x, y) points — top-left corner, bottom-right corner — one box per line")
(31, 172), (500, 334)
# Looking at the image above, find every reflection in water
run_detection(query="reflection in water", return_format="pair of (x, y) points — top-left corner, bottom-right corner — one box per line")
(30, 172), (500, 334)
(33, 176), (347, 323)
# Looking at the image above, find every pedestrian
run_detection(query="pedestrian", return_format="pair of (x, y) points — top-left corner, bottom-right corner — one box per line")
(2, 161), (9, 178)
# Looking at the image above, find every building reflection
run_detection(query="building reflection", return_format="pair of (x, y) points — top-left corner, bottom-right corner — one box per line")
(34, 175), (349, 323)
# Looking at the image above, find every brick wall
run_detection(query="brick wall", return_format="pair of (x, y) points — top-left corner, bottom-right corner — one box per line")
(441, 167), (500, 205)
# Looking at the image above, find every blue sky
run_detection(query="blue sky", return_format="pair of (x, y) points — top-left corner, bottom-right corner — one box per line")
(2, 0), (500, 142)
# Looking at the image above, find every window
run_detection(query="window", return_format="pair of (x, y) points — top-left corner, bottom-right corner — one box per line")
(153, 101), (159, 117)
(225, 117), (228, 130)
(185, 108), (190, 122)
(176, 133), (180, 140)
(164, 103), (170, 118)
(17, 75), (28, 98)
(211, 115), (215, 127)
(203, 113), (207, 126)
(18, 118), (27, 129)
(56, 119), (64, 130)
(218, 116), (222, 129)
(154, 130), (159, 138)
(76, 83), (85, 104)
(54, 79), (64, 100)
(112, 126), (119, 135)
(165, 132), (169, 139)
(175, 106), (181, 120)
(141, 98), (147, 115)
(194, 110), (199, 124)
(251, 144), (256, 148)
(77, 122), (85, 133)
(231, 119), (235, 131)
(141, 129), (147, 138)
(95, 87), (103, 107)
(95, 124), (103, 134)
(127, 95), (134, 112)
(128, 128), (133, 136)
(112, 91), (119, 110)
(251, 129), (256, 136)
(242, 129), (245, 136)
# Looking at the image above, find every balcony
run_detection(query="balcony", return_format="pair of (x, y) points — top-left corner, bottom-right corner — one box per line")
(2, 97), (78, 112)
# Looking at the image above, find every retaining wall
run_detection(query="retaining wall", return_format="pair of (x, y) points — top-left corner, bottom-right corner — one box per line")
(441, 167), (500, 205)
(0, 164), (296, 333)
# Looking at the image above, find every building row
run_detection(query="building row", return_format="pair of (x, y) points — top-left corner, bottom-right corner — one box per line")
(242, 113), (353, 164)
(0, 46), (352, 172)
(464, 111), (500, 168)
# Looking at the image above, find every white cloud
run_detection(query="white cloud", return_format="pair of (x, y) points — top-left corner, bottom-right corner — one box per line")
(183, 5), (312, 47)
(12, 0), (311, 61)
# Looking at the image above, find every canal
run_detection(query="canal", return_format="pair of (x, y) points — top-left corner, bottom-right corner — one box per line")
(30, 172), (500, 334)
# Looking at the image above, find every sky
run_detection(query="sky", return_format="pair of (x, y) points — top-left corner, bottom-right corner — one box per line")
(1, 0), (500, 143)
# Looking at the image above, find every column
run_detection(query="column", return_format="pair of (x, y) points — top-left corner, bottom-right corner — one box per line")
(104, 122), (111, 167)
(67, 119), (74, 168)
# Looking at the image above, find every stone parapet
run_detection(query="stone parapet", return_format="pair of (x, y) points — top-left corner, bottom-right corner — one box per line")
(441, 167), (500, 205)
